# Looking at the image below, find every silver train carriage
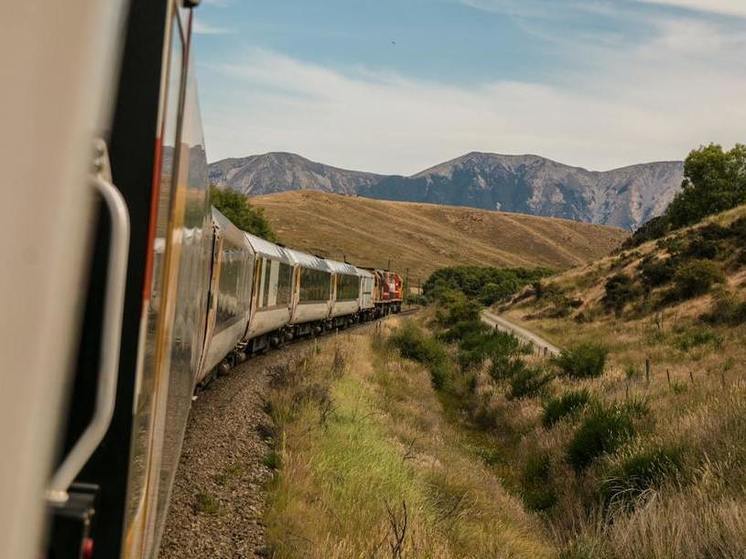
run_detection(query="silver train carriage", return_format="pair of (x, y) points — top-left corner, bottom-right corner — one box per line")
(242, 233), (294, 353)
(197, 208), (255, 384)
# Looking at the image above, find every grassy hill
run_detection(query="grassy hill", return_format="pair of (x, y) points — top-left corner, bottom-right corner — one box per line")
(487, 204), (746, 556)
(251, 191), (627, 282)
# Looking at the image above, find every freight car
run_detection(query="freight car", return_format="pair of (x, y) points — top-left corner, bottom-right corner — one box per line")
(4, 3), (404, 558)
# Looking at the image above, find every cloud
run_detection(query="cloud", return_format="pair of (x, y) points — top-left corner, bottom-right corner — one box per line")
(193, 19), (233, 35)
(199, 13), (746, 175)
(635, 0), (746, 18)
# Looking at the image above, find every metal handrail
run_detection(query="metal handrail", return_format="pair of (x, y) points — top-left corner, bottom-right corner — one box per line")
(47, 170), (130, 504)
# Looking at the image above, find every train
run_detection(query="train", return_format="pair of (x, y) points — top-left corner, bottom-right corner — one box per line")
(1, 2), (403, 559)
(198, 208), (403, 386)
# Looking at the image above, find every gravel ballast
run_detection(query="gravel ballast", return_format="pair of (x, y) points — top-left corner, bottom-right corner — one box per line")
(159, 346), (302, 558)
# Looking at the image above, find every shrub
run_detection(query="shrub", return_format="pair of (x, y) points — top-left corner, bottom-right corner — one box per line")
(389, 322), (451, 389)
(603, 274), (640, 314)
(520, 452), (558, 512)
(451, 325), (525, 371)
(639, 256), (677, 289)
(673, 327), (723, 352)
(600, 445), (685, 505)
(423, 265), (552, 302)
(210, 186), (276, 241)
(390, 322), (444, 365)
(622, 215), (670, 249)
(489, 354), (528, 381)
(670, 260), (725, 300)
(507, 367), (554, 400)
(553, 343), (608, 379)
(665, 143), (746, 230)
(542, 389), (593, 428)
(567, 403), (637, 472)
(702, 288), (746, 325)
(680, 235), (721, 260)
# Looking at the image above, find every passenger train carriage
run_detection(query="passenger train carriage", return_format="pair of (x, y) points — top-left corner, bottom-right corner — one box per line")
(3, 1), (404, 559)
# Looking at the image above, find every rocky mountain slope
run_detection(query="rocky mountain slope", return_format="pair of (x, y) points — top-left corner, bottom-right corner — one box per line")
(208, 152), (382, 196)
(209, 152), (684, 229)
(251, 191), (628, 282)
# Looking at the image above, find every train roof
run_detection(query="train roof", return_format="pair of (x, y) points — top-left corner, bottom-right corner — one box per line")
(325, 258), (361, 276)
(284, 248), (330, 272)
(243, 232), (291, 264)
(212, 208), (253, 250)
(356, 267), (374, 278)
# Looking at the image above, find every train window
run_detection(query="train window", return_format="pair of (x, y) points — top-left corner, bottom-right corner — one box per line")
(337, 274), (360, 301)
(299, 268), (331, 303)
(276, 262), (293, 306)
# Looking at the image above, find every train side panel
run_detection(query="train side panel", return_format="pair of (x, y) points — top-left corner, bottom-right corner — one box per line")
(198, 209), (254, 382)
(286, 249), (333, 326)
(244, 234), (293, 344)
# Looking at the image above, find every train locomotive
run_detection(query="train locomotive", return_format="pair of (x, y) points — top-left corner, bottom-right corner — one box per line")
(2, 1), (403, 559)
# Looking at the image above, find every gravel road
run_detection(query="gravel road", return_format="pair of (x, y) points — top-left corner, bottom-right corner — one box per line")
(159, 343), (310, 559)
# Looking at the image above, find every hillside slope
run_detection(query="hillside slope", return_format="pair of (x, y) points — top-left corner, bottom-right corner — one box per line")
(210, 152), (684, 229)
(464, 205), (746, 556)
(250, 190), (627, 282)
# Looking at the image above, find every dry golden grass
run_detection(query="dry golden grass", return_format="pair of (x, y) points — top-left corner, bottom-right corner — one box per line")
(251, 190), (627, 282)
(487, 205), (746, 557)
(264, 321), (555, 558)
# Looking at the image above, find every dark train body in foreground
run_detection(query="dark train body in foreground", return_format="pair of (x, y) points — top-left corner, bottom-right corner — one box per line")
(3, 2), (403, 559)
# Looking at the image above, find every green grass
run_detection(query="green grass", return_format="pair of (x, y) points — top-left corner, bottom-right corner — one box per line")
(542, 389), (593, 428)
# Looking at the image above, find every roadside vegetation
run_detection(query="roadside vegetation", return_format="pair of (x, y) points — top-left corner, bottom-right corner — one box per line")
(262, 144), (746, 557)
(479, 144), (746, 556)
(210, 186), (277, 241)
(263, 328), (553, 558)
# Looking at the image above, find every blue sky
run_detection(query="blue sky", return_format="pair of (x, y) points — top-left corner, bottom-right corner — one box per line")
(193, 0), (746, 174)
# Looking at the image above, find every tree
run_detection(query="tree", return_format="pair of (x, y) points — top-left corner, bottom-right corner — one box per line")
(666, 144), (746, 229)
(210, 186), (277, 241)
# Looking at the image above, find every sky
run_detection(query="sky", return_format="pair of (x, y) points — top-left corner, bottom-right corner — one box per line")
(193, 0), (746, 175)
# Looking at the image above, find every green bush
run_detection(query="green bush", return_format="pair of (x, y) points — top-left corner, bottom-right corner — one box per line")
(702, 288), (746, 325)
(445, 322), (525, 372)
(603, 274), (641, 314)
(423, 266), (552, 303)
(600, 445), (685, 505)
(639, 256), (677, 289)
(542, 389), (593, 428)
(508, 367), (554, 400)
(389, 322), (451, 389)
(567, 403), (638, 472)
(520, 452), (558, 512)
(622, 215), (671, 249)
(665, 143), (746, 230)
(553, 343), (608, 379)
(489, 354), (529, 381)
(210, 186), (276, 241)
(670, 260), (725, 300)
(673, 327), (723, 352)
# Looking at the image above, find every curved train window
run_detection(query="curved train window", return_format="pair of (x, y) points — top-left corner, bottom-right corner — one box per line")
(216, 240), (251, 331)
(276, 262), (293, 306)
(337, 274), (360, 301)
(299, 268), (331, 303)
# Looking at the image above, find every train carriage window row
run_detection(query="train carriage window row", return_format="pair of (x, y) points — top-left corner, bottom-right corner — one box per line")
(337, 273), (360, 301)
(299, 268), (332, 303)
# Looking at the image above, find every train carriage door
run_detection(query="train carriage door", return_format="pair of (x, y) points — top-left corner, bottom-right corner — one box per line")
(196, 224), (222, 383)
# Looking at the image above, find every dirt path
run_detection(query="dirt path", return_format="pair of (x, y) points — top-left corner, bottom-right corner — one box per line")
(481, 309), (561, 356)
(159, 343), (310, 558)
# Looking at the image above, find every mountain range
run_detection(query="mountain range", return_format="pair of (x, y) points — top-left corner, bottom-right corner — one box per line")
(208, 152), (684, 230)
